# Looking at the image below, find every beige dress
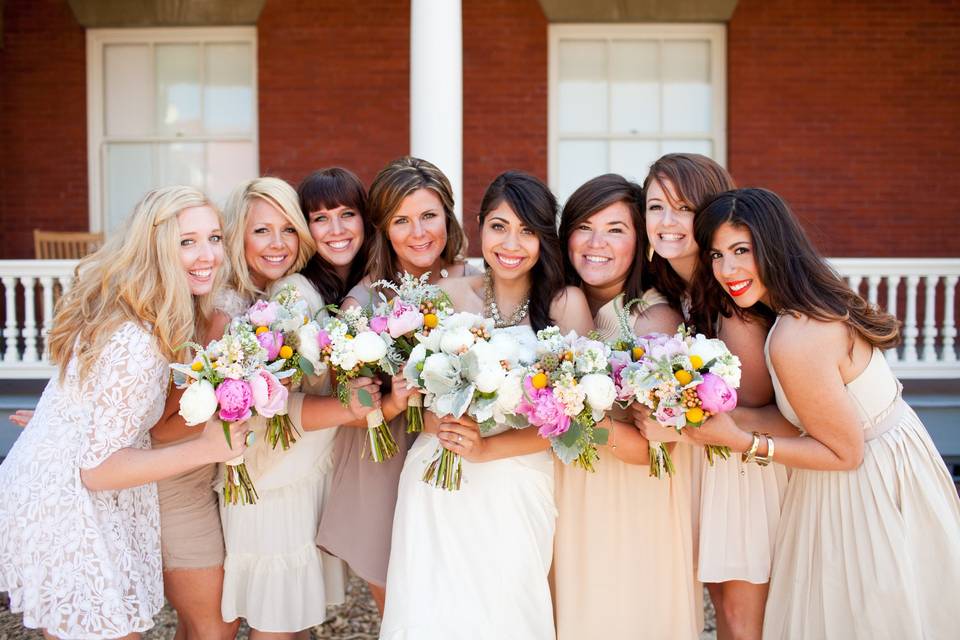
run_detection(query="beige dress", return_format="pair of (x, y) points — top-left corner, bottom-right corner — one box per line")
(763, 316), (960, 639)
(552, 291), (701, 639)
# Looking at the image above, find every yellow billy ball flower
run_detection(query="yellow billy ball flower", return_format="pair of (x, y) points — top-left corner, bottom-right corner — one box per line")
(685, 407), (705, 424)
(255, 326), (269, 335)
(423, 313), (439, 329)
(279, 345), (294, 359)
(190, 360), (204, 372)
(631, 346), (645, 361)
(689, 355), (704, 370)
(531, 372), (549, 389)
(674, 369), (693, 386)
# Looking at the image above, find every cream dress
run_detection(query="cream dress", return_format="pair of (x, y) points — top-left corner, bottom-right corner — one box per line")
(381, 325), (557, 639)
(218, 274), (346, 632)
(552, 291), (701, 639)
(762, 316), (960, 638)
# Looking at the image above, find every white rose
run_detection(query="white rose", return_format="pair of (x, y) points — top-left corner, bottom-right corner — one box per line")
(296, 322), (322, 371)
(689, 336), (727, 368)
(440, 327), (476, 355)
(352, 331), (388, 363)
(579, 373), (617, 416)
(179, 379), (218, 426)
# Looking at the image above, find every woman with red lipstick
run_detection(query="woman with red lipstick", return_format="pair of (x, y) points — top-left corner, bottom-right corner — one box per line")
(691, 188), (960, 639)
(316, 157), (475, 614)
(380, 171), (592, 639)
(552, 174), (700, 639)
(636, 154), (788, 640)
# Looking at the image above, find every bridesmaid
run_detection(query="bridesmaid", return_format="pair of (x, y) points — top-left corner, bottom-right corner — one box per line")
(553, 174), (700, 638)
(690, 188), (960, 639)
(316, 156), (474, 613)
(0, 186), (248, 639)
(381, 171), (593, 639)
(637, 154), (789, 640)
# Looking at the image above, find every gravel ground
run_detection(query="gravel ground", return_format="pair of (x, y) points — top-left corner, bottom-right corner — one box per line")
(1, 575), (717, 639)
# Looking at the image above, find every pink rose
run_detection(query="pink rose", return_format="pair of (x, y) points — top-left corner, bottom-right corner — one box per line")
(654, 403), (687, 429)
(248, 300), (280, 327)
(215, 378), (254, 422)
(256, 330), (284, 360)
(369, 315), (389, 335)
(250, 369), (289, 418)
(697, 373), (738, 413)
(317, 329), (332, 349)
(516, 377), (571, 438)
(387, 299), (424, 338)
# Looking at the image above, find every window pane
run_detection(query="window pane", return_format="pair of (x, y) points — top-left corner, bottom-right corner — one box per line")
(662, 41), (711, 134)
(610, 140), (660, 184)
(106, 144), (153, 232)
(557, 140), (607, 204)
(156, 44), (203, 136)
(205, 43), (254, 135)
(558, 40), (607, 134)
(661, 139), (714, 158)
(610, 41), (659, 134)
(156, 142), (205, 188)
(207, 142), (258, 206)
(105, 44), (153, 137)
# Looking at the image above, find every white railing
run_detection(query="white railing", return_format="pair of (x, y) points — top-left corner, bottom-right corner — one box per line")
(1, 258), (958, 379)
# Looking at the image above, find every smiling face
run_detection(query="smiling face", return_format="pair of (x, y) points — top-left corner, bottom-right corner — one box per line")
(567, 200), (637, 294)
(244, 198), (299, 288)
(481, 202), (540, 282)
(709, 222), (770, 308)
(177, 205), (224, 295)
(308, 204), (364, 270)
(387, 188), (448, 274)
(645, 177), (698, 280)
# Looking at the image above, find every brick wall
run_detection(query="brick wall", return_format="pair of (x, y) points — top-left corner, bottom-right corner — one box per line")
(728, 0), (960, 256)
(0, 0), (87, 259)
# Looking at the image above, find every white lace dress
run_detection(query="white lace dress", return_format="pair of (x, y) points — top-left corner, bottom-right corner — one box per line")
(381, 325), (557, 640)
(0, 322), (169, 639)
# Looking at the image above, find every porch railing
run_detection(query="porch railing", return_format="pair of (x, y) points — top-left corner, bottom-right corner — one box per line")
(1, 258), (958, 379)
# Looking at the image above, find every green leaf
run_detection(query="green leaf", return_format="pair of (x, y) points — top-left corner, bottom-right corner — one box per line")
(593, 427), (610, 445)
(222, 420), (233, 449)
(558, 420), (584, 447)
(358, 388), (373, 407)
(300, 357), (315, 376)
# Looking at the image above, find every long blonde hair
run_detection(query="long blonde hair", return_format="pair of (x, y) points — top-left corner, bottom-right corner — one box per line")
(223, 177), (315, 300)
(47, 186), (223, 380)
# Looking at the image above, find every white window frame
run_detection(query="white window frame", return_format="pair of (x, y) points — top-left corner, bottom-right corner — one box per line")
(548, 23), (727, 193)
(86, 27), (259, 232)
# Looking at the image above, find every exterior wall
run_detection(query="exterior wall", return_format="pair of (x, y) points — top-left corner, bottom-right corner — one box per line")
(727, 0), (960, 257)
(0, 0), (87, 259)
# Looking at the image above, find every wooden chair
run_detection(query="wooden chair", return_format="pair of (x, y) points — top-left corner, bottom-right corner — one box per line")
(33, 230), (104, 259)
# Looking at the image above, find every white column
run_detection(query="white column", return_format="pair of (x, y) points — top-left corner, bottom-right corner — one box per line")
(410, 0), (463, 222)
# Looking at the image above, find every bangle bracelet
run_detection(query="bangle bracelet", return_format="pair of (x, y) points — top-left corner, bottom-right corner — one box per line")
(741, 432), (761, 464)
(755, 435), (775, 466)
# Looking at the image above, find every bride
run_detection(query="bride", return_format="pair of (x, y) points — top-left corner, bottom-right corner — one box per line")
(380, 171), (592, 639)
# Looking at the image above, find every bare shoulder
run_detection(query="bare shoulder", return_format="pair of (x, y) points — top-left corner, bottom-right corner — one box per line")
(769, 313), (846, 369)
(551, 286), (593, 334)
(633, 302), (682, 336)
(440, 274), (484, 313)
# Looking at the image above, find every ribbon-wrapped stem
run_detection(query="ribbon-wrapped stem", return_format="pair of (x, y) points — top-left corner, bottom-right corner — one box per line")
(365, 408), (399, 462)
(406, 394), (424, 434)
(647, 441), (676, 478)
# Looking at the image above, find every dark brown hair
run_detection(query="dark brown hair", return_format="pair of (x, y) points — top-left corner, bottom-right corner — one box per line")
(479, 171), (565, 331)
(365, 156), (468, 284)
(559, 173), (651, 302)
(297, 167), (373, 304)
(642, 153), (736, 328)
(694, 188), (900, 349)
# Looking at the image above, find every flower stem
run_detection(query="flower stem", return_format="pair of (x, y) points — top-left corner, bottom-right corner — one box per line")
(647, 442), (676, 478)
(704, 444), (731, 465)
(266, 413), (300, 450)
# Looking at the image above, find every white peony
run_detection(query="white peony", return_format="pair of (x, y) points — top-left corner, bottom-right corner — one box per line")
(494, 369), (525, 419)
(440, 327), (476, 355)
(352, 331), (388, 363)
(689, 335), (728, 368)
(579, 373), (617, 418)
(296, 322), (323, 371)
(488, 331), (520, 367)
(179, 379), (218, 426)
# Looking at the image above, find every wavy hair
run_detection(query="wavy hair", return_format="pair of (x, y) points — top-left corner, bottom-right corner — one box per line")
(297, 167), (374, 305)
(223, 177), (315, 300)
(694, 188), (900, 349)
(365, 156), (468, 284)
(47, 186), (223, 380)
(479, 171), (565, 331)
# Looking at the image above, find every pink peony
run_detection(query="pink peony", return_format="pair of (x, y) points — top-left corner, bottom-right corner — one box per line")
(216, 378), (254, 422)
(256, 330), (284, 360)
(644, 334), (686, 360)
(697, 373), (738, 413)
(609, 355), (629, 388)
(516, 377), (571, 438)
(250, 369), (288, 418)
(654, 403), (687, 429)
(248, 300), (280, 327)
(369, 315), (389, 335)
(387, 299), (424, 338)
(317, 329), (332, 349)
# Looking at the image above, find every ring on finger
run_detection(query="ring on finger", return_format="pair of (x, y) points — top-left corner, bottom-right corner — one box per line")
(457, 434), (462, 443)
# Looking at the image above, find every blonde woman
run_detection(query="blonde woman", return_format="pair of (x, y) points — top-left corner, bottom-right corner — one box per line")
(0, 186), (249, 639)
(216, 177), (375, 639)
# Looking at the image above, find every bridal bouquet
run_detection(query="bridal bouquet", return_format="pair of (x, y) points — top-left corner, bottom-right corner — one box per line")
(317, 306), (403, 462)
(234, 284), (320, 449)
(171, 324), (290, 505)
(617, 326), (741, 476)
(370, 272), (453, 433)
(403, 312), (526, 490)
(514, 327), (617, 471)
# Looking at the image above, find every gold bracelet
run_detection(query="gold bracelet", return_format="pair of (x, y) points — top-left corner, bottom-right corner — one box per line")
(755, 435), (775, 466)
(741, 432), (761, 464)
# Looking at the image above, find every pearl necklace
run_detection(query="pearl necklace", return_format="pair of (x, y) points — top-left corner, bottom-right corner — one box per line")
(483, 269), (530, 328)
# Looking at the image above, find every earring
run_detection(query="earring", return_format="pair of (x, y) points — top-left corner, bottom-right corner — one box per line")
(646, 244), (655, 261)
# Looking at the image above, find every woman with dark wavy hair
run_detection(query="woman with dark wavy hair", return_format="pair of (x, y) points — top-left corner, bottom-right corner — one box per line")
(689, 187), (960, 639)
(381, 171), (592, 639)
